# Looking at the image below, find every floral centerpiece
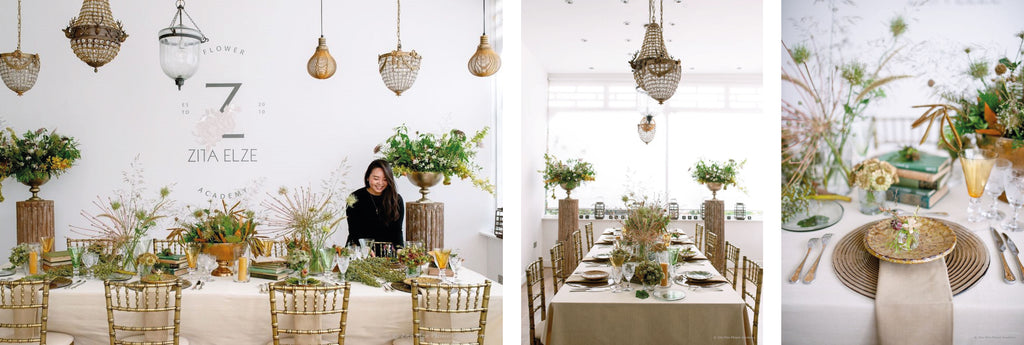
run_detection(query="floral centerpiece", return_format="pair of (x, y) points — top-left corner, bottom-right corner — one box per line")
(782, 7), (913, 222)
(72, 157), (174, 272)
(540, 153), (595, 199)
(262, 162), (352, 276)
(634, 260), (665, 293)
(690, 158), (743, 198)
(376, 125), (494, 198)
(396, 246), (431, 278)
(167, 200), (259, 277)
(620, 193), (670, 258)
(848, 158), (899, 215)
(7, 243), (31, 270)
(0, 128), (81, 201)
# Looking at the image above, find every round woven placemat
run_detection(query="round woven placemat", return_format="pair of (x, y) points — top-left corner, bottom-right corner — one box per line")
(832, 218), (989, 298)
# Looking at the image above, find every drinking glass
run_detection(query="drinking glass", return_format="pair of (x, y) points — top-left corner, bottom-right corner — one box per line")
(81, 252), (99, 280)
(358, 238), (372, 257)
(668, 247), (680, 278)
(984, 159), (1013, 221)
(1003, 169), (1024, 231)
(348, 244), (362, 260)
(185, 243), (201, 281)
(198, 254), (217, 282)
(609, 266), (622, 293)
(961, 148), (998, 222)
(430, 248), (451, 283)
(335, 255), (350, 283)
(68, 246), (83, 278)
(449, 257), (464, 283)
(622, 261), (637, 292)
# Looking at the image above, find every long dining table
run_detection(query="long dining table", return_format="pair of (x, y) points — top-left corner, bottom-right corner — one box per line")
(782, 187), (1024, 344)
(1, 266), (502, 345)
(544, 230), (751, 345)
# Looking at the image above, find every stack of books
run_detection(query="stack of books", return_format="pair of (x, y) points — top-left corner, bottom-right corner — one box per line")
(41, 250), (72, 272)
(878, 150), (952, 209)
(155, 254), (189, 276)
(250, 256), (290, 280)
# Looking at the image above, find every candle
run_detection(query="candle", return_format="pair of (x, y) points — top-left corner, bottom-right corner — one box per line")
(660, 262), (669, 286)
(237, 257), (248, 281)
(28, 251), (38, 275)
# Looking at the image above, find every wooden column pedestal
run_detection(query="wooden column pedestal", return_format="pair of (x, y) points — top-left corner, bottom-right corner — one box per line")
(16, 200), (54, 244)
(558, 198), (579, 277)
(406, 201), (444, 250)
(703, 199), (725, 273)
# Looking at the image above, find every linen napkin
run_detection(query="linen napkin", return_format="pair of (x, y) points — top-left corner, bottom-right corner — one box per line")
(685, 274), (729, 286)
(875, 260), (953, 345)
(566, 274), (610, 286)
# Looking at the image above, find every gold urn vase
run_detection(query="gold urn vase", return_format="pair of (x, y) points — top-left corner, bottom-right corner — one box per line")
(20, 176), (50, 201)
(408, 172), (443, 203)
(706, 182), (723, 200)
(201, 242), (247, 277)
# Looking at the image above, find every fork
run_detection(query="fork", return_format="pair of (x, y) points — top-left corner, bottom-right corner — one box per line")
(790, 237), (819, 283)
(803, 233), (832, 284)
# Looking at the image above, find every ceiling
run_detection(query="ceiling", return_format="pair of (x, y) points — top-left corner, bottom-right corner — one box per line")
(524, 0), (763, 74)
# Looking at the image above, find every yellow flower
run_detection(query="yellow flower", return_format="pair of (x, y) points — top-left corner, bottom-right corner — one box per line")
(346, 194), (357, 207)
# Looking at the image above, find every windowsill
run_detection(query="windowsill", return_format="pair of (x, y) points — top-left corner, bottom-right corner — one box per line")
(479, 229), (502, 241)
(539, 214), (763, 222)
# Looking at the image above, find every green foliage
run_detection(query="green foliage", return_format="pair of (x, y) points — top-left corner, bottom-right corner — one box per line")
(169, 200), (258, 244)
(781, 180), (814, 224)
(8, 244), (31, 266)
(539, 153), (596, 199)
(635, 290), (650, 299)
(0, 128), (81, 202)
(944, 33), (1024, 140)
(344, 257), (405, 287)
(690, 159), (743, 188)
(377, 125), (494, 193)
(635, 260), (664, 286)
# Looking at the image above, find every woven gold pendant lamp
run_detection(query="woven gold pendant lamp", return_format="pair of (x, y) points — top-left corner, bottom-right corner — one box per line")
(467, 0), (500, 77)
(378, 0), (421, 96)
(629, 0), (680, 104)
(63, 0), (128, 72)
(307, 0), (336, 79)
(0, 0), (40, 96)
(638, 113), (656, 144)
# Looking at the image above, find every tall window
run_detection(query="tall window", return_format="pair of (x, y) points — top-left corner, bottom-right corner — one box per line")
(545, 75), (764, 214)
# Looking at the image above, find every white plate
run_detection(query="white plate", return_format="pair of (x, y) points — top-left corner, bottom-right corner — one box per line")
(653, 289), (686, 301)
(684, 271), (713, 281)
(0, 269), (15, 277)
(593, 253), (611, 260)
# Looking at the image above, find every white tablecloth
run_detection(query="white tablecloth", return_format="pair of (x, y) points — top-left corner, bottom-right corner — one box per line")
(26, 268), (502, 345)
(546, 237), (749, 345)
(782, 188), (1024, 344)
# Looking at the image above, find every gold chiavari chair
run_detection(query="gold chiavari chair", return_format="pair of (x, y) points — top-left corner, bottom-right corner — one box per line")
(549, 242), (567, 294)
(705, 231), (721, 272)
(272, 241), (289, 258)
(694, 224), (706, 253)
(726, 242), (741, 290)
(570, 230), (583, 267)
(525, 258), (547, 345)
(65, 238), (113, 252)
(371, 241), (397, 258)
(741, 256), (763, 345)
(0, 279), (75, 345)
(396, 281), (492, 345)
(104, 280), (187, 345)
(152, 239), (185, 256)
(583, 223), (594, 250)
(268, 282), (351, 345)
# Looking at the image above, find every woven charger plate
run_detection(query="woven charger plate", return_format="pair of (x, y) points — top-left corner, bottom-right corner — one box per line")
(864, 217), (957, 264)
(832, 218), (989, 298)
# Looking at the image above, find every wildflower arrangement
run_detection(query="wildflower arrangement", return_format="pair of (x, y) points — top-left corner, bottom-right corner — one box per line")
(635, 260), (665, 287)
(262, 161), (353, 253)
(620, 193), (670, 249)
(376, 125), (494, 194)
(848, 158), (899, 192)
(167, 200), (259, 247)
(332, 244), (351, 258)
(0, 128), (81, 202)
(690, 159), (742, 189)
(396, 246), (431, 268)
(539, 153), (595, 199)
(7, 243), (31, 267)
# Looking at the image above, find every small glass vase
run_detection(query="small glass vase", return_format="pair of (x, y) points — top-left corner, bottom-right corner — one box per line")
(307, 248), (334, 276)
(406, 265), (423, 278)
(894, 230), (920, 252)
(138, 264), (154, 277)
(858, 189), (886, 215)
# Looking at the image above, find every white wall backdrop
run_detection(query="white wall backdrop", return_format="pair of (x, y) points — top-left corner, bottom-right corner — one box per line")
(0, 0), (501, 279)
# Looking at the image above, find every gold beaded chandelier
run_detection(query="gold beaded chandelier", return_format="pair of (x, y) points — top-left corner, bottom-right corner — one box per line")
(629, 0), (681, 104)
(378, 0), (422, 96)
(0, 0), (40, 96)
(63, 0), (128, 72)
(467, 0), (500, 77)
(638, 113), (656, 144)
(307, 0), (336, 79)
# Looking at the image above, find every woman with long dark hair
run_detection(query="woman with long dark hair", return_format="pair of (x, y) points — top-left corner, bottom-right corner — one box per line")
(345, 159), (405, 247)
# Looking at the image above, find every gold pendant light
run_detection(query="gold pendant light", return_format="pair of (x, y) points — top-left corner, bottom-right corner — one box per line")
(378, 0), (422, 96)
(638, 113), (656, 144)
(629, 0), (681, 104)
(0, 0), (40, 96)
(467, 0), (500, 77)
(307, 0), (336, 79)
(63, 0), (129, 72)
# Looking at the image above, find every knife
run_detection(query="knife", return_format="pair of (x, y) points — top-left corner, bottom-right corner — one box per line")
(1003, 233), (1024, 284)
(992, 227), (1016, 283)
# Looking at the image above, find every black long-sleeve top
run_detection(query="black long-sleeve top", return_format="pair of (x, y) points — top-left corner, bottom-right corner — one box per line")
(345, 187), (405, 247)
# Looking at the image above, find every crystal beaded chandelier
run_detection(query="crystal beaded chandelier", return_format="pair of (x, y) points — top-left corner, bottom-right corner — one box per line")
(378, 0), (422, 96)
(0, 0), (40, 96)
(63, 0), (129, 72)
(628, 0), (681, 104)
(638, 113), (656, 144)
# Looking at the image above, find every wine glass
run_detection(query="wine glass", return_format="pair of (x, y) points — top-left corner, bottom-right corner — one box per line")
(81, 252), (99, 280)
(198, 254), (217, 282)
(984, 159), (1013, 221)
(609, 266), (622, 293)
(430, 248), (451, 283)
(68, 246), (84, 279)
(1004, 169), (1024, 231)
(961, 148), (999, 222)
(185, 243), (201, 281)
(334, 255), (350, 283)
(348, 244), (361, 260)
(622, 261), (637, 292)
(449, 256), (464, 283)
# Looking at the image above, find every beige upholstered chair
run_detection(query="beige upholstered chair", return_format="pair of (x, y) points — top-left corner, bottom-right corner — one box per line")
(0, 279), (75, 344)
(395, 281), (492, 345)
(694, 224), (706, 253)
(741, 256), (763, 345)
(104, 280), (188, 345)
(570, 230), (583, 267)
(268, 282), (351, 345)
(525, 258), (547, 345)
(549, 242), (568, 294)
(152, 239), (185, 256)
(726, 241), (741, 290)
(583, 223), (595, 250)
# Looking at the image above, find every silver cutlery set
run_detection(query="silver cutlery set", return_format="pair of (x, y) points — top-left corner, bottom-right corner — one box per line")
(791, 233), (832, 284)
(992, 227), (1024, 284)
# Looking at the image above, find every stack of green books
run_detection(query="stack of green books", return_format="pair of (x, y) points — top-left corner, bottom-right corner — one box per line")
(41, 250), (72, 271)
(155, 254), (188, 276)
(878, 150), (952, 209)
(251, 257), (290, 280)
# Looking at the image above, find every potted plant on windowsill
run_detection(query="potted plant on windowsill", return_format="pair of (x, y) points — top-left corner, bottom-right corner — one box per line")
(540, 153), (595, 200)
(0, 128), (81, 202)
(376, 125), (494, 203)
(168, 200), (258, 277)
(690, 159), (743, 200)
